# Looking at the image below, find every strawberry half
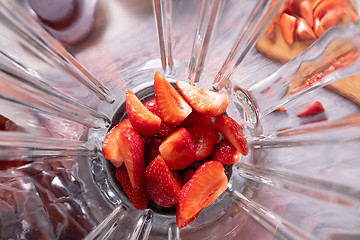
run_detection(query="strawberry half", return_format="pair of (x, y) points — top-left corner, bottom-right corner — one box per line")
(102, 119), (132, 168)
(176, 205), (201, 230)
(159, 127), (196, 169)
(154, 72), (192, 125)
(176, 81), (229, 117)
(214, 115), (249, 156)
(177, 161), (228, 229)
(211, 138), (241, 165)
(126, 90), (161, 137)
(144, 155), (182, 207)
(296, 101), (325, 117)
(118, 128), (145, 189)
(144, 99), (178, 139)
(296, 18), (316, 41)
(186, 117), (219, 161)
(278, 13), (297, 45)
(115, 165), (148, 210)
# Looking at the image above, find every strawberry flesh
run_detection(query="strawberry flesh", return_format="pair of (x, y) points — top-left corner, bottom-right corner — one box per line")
(211, 138), (241, 165)
(297, 101), (325, 117)
(116, 165), (148, 210)
(186, 117), (219, 161)
(214, 115), (249, 156)
(278, 13), (297, 45)
(118, 128), (145, 189)
(144, 155), (182, 207)
(176, 81), (229, 117)
(154, 72), (192, 125)
(102, 119), (132, 168)
(126, 90), (161, 137)
(177, 161), (228, 229)
(159, 127), (196, 169)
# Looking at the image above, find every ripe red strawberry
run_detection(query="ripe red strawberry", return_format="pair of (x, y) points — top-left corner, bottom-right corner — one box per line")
(115, 165), (148, 210)
(177, 161), (228, 229)
(278, 13), (297, 45)
(176, 81), (229, 117)
(159, 127), (196, 169)
(214, 115), (249, 156)
(144, 99), (178, 139)
(186, 117), (219, 161)
(118, 128), (145, 189)
(144, 137), (162, 166)
(126, 90), (161, 137)
(211, 138), (241, 165)
(181, 110), (209, 127)
(297, 101), (325, 117)
(144, 155), (182, 207)
(181, 168), (196, 184)
(102, 119), (132, 168)
(176, 205), (201, 229)
(154, 72), (192, 125)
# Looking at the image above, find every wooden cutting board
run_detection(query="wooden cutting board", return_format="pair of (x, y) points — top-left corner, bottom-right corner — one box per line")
(256, 23), (360, 106)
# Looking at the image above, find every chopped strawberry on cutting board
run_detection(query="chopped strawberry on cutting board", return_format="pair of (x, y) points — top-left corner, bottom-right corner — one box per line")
(177, 161), (228, 229)
(144, 155), (182, 207)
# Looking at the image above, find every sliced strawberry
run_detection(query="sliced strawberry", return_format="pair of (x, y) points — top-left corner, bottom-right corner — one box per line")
(115, 165), (148, 210)
(278, 13), (297, 45)
(211, 138), (241, 165)
(118, 128), (145, 189)
(296, 101), (325, 117)
(214, 115), (248, 156)
(102, 119), (132, 168)
(186, 117), (219, 161)
(126, 90), (161, 137)
(181, 110), (209, 127)
(144, 155), (182, 207)
(144, 137), (162, 166)
(176, 81), (229, 117)
(296, 18), (316, 41)
(177, 161), (228, 229)
(159, 127), (196, 169)
(181, 168), (196, 184)
(275, 107), (288, 112)
(144, 99), (178, 139)
(154, 72), (192, 125)
(298, 0), (313, 27)
(176, 205), (201, 229)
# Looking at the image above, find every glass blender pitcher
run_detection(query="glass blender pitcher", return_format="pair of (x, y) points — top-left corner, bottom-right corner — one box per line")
(0, 0), (359, 239)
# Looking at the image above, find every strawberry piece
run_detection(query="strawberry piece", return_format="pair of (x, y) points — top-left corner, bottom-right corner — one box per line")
(115, 165), (148, 210)
(171, 169), (184, 188)
(214, 115), (249, 156)
(211, 138), (241, 165)
(144, 155), (182, 207)
(159, 127), (196, 169)
(144, 99), (178, 139)
(296, 18), (316, 41)
(118, 128), (145, 189)
(154, 72), (192, 125)
(102, 119), (132, 168)
(275, 107), (288, 112)
(176, 81), (229, 117)
(181, 110), (209, 127)
(296, 101), (325, 117)
(144, 137), (162, 166)
(126, 90), (161, 137)
(181, 168), (196, 184)
(298, 0), (313, 27)
(176, 205), (201, 229)
(177, 161), (228, 229)
(186, 117), (219, 161)
(278, 13), (297, 45)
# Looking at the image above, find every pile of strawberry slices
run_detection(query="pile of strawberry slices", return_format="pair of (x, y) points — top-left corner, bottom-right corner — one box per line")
(102, 72), (249, 229)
